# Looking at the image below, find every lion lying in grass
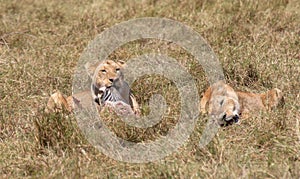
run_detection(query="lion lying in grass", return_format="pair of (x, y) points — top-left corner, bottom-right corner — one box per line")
(200, 81), (284, 126)
(45, 60), (140, 116)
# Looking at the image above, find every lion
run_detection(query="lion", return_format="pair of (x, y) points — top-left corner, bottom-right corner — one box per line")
(200, 81), (284, 125)
(200, 81), (240, 126)
(45, 60), (140, 115)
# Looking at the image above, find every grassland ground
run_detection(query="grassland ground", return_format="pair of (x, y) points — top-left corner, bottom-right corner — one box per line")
(1, 0), (299, 178)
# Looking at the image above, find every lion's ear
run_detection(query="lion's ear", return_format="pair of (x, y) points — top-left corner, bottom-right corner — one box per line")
(117, 60), (126, 68)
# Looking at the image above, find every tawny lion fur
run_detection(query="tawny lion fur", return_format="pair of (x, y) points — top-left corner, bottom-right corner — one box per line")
(200, 81), (284, 124)
(200, 81), (240, 125)
(236, 88), (284, 118)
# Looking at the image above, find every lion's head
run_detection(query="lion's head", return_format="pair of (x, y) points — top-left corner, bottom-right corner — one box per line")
(94, 60), (125, 88)
(89, 60), (126, 104)
(209, 96), (240, 126)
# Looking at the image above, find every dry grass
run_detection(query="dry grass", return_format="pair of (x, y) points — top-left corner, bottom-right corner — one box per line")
(1, 0), (300, 178)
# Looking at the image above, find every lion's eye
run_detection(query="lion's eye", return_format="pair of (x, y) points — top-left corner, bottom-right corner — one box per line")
(220, 99), (224, 106)
(100, 69), (106, 73)
(116, 68), (120, 72)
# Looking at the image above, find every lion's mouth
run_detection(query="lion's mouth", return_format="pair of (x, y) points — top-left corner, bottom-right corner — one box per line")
(99, 86), (107, 93)
(221, 114), (239, 127)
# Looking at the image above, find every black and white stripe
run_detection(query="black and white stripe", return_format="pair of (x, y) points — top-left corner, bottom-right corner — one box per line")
(101, 87), (125, 104)
(91, 77), (133, 107)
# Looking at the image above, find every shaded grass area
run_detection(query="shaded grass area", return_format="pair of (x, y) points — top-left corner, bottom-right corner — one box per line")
(1, 0), (300, 178)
